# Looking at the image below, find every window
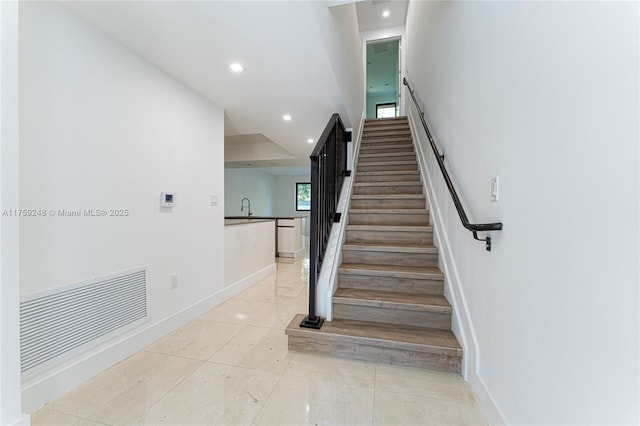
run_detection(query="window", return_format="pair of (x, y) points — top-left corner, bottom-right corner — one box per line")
(376, 102), (397, 118)
(296, 183), (311, 211)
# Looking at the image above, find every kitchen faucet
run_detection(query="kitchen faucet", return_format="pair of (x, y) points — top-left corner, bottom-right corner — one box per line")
(240, 198), (252, 217)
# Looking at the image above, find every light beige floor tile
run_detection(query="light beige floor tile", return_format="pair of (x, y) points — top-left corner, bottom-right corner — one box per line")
(34, 249), (483, 426)
(235, 278), (279, 304)
(31, 407), (106, 426)
(276, 291), (307, 308)
(373, 390), (486, 426)
(145, 319), (245, 360)
(253, 368), (374, 426)
(136, 363), (280, 426)
(275, 284), (304, 301)
(286, 352), (376, 389)
(375, 363), (476, 404)
(247, 302), (304, 329)
(274, 261), (309, 281)
(46, 351), (202, 424)
(208, 325), (290, 373)
(199, 299), (273, 324)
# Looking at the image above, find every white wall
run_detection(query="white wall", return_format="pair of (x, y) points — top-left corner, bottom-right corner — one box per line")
(312, 2), (365, 137)
(19, 2), (226, 412)
(273, 175), (311, 218)
(224, 221), (275, 288)
(0, 1), (29, 424)
(405, 1), (639, 424)
(224, 168), (274, 216)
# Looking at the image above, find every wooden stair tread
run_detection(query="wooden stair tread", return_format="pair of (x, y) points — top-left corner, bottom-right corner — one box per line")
(346, 224), (433, 232)
(350, 208), (428, 214)
(359, 147), (414, 152)
(363, 120), (408, 125)
(286, 314), (461, 356)
(334, 288), (451, 312)
(361, 138), (413, 143)
(342, 242), (438, 253)
(358, 151), (414, 158)
(360, 142), (414, 148)
(351, 194), (425, 200)
(358, 160), (417, 166)
(354, 181), (421, 187)
(364, 128), (411, 133)
(364, 117), (408, 121)
(356, 170), (419, 176)
(363, 123), (408, 127)
(339, 263), (444, 279)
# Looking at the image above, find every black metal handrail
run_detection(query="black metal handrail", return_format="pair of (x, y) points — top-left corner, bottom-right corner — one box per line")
(300, 114), (351, 329)
(403, 78), (503, 251)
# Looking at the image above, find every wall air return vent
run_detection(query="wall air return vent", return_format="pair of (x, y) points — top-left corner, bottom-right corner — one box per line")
(20, 267), (148, 376)
(374, 42), (389, 54)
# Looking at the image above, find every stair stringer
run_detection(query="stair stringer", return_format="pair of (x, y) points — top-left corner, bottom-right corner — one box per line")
(407, 108), (506, 424)
(314, 114), (366, 320)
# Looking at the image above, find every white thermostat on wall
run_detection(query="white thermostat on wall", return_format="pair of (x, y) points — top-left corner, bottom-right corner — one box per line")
(160, 192), (175, 207)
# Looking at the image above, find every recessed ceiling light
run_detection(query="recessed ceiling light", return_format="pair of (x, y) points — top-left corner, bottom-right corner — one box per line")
(283, 114), (292, 121)
(229, 63), (244, 72)
(382, 10), (390, 18)
(307, 138), (314, 144)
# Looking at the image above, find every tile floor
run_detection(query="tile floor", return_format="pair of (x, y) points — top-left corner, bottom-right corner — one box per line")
(32, 256), (486, 425)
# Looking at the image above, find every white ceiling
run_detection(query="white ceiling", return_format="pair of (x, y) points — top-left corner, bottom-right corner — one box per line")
(61, 1), (351, 165)
(356, 0), (408, 32)
(253, 166), (311, 176)
(60, 1), (407, 175)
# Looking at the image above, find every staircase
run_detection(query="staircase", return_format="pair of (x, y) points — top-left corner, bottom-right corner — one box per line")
(286, 116), (462, 373)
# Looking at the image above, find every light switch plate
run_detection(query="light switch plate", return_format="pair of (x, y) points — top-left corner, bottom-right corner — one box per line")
(491, 177), (499, 201)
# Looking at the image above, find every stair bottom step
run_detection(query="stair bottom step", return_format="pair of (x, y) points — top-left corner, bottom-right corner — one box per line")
(286, 314), (461, 373)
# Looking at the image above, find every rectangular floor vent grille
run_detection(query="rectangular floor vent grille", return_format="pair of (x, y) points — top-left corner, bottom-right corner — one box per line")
(20, 268), (147, 373)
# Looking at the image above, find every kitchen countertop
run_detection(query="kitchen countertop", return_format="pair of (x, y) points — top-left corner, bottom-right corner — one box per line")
(225, 216), (301, 220)
(224, 218), (276, 227)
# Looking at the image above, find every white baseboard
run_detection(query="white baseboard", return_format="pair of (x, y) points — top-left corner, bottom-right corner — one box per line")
(6, 414), (30, 426)
(293, 247), (306, 259)
(406, 109), (505, 425)
(21, 263), (276, 414)
(469, 373), (508, 425)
